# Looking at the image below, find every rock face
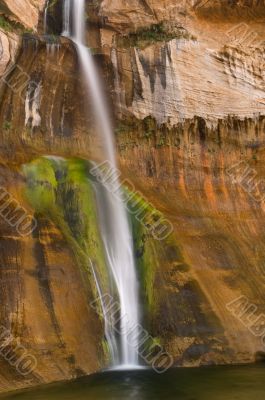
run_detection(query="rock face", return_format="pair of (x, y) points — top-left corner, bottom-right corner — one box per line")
(0, 0), (45, 29)
(112, 41), (264, 125)
(100, 0), (265, 32)
(0, 1), (106, 394)
(105, 0), (265, 368)
(0, 0), (45, 97)
(0, 0), (264, 394)
(101, 0), (265, 367)
(0, 30), (19, 76)
(0, 161), (102, 393)
(103, 0), (265, 125)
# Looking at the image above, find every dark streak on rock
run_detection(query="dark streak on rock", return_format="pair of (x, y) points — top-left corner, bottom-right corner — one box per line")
(33, 218), (65, 348)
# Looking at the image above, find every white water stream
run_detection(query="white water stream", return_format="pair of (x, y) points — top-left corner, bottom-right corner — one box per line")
(62, 0), (140, 368)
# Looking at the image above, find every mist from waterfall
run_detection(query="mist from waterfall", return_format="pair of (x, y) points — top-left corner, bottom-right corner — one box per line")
(62, 0), (140, 368)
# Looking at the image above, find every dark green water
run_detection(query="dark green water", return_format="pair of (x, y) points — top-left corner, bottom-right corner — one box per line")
(1, 365), (265, 400)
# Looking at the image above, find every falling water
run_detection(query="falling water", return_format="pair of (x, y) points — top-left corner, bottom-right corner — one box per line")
(89, 259), (119, 364)
(64, 0), (140, 367)
(43, 0), (49, 34)
(62, 0), (71, 37)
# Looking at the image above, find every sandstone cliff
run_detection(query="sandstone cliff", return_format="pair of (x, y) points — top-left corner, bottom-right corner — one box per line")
(0, 0), (45, 29)
(0, 0), (45, 97)
(0, 0), (264, 394)
(104, 0), (265, 366)
(0, 30), (18, 76)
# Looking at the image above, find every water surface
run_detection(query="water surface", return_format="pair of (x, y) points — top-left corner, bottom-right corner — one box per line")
(1, 365), (265, 399)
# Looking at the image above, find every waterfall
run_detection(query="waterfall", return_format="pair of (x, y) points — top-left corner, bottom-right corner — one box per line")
(89, 259), (119, 364)
(62, 0), (71, 37)
(64, 0), (140, 368)
(43, 0), (49, 34)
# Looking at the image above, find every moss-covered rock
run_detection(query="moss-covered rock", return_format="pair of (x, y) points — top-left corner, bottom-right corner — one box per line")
(23, 156), (109, 309)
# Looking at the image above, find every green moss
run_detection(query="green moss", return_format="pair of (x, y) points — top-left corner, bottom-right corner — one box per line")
(114, 121), (133, 135)
(125, 184), (191, 332)
(23, 157), (108, 298)
(3, 121), (12, 131)
(24, 157), (186, 361)
(101, 339), (111, 364)
(47, 0), (58, 8)
(23, 158), (57, 212)
(0, 15), (34, 33)
(126, 188), (162, 312)
(156, 135), (166, 148)
(117, 23), (196, 49)
(0, 15), (13, 32)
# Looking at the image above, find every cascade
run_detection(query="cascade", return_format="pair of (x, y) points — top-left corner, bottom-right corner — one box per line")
(63, 0), (140, 368)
